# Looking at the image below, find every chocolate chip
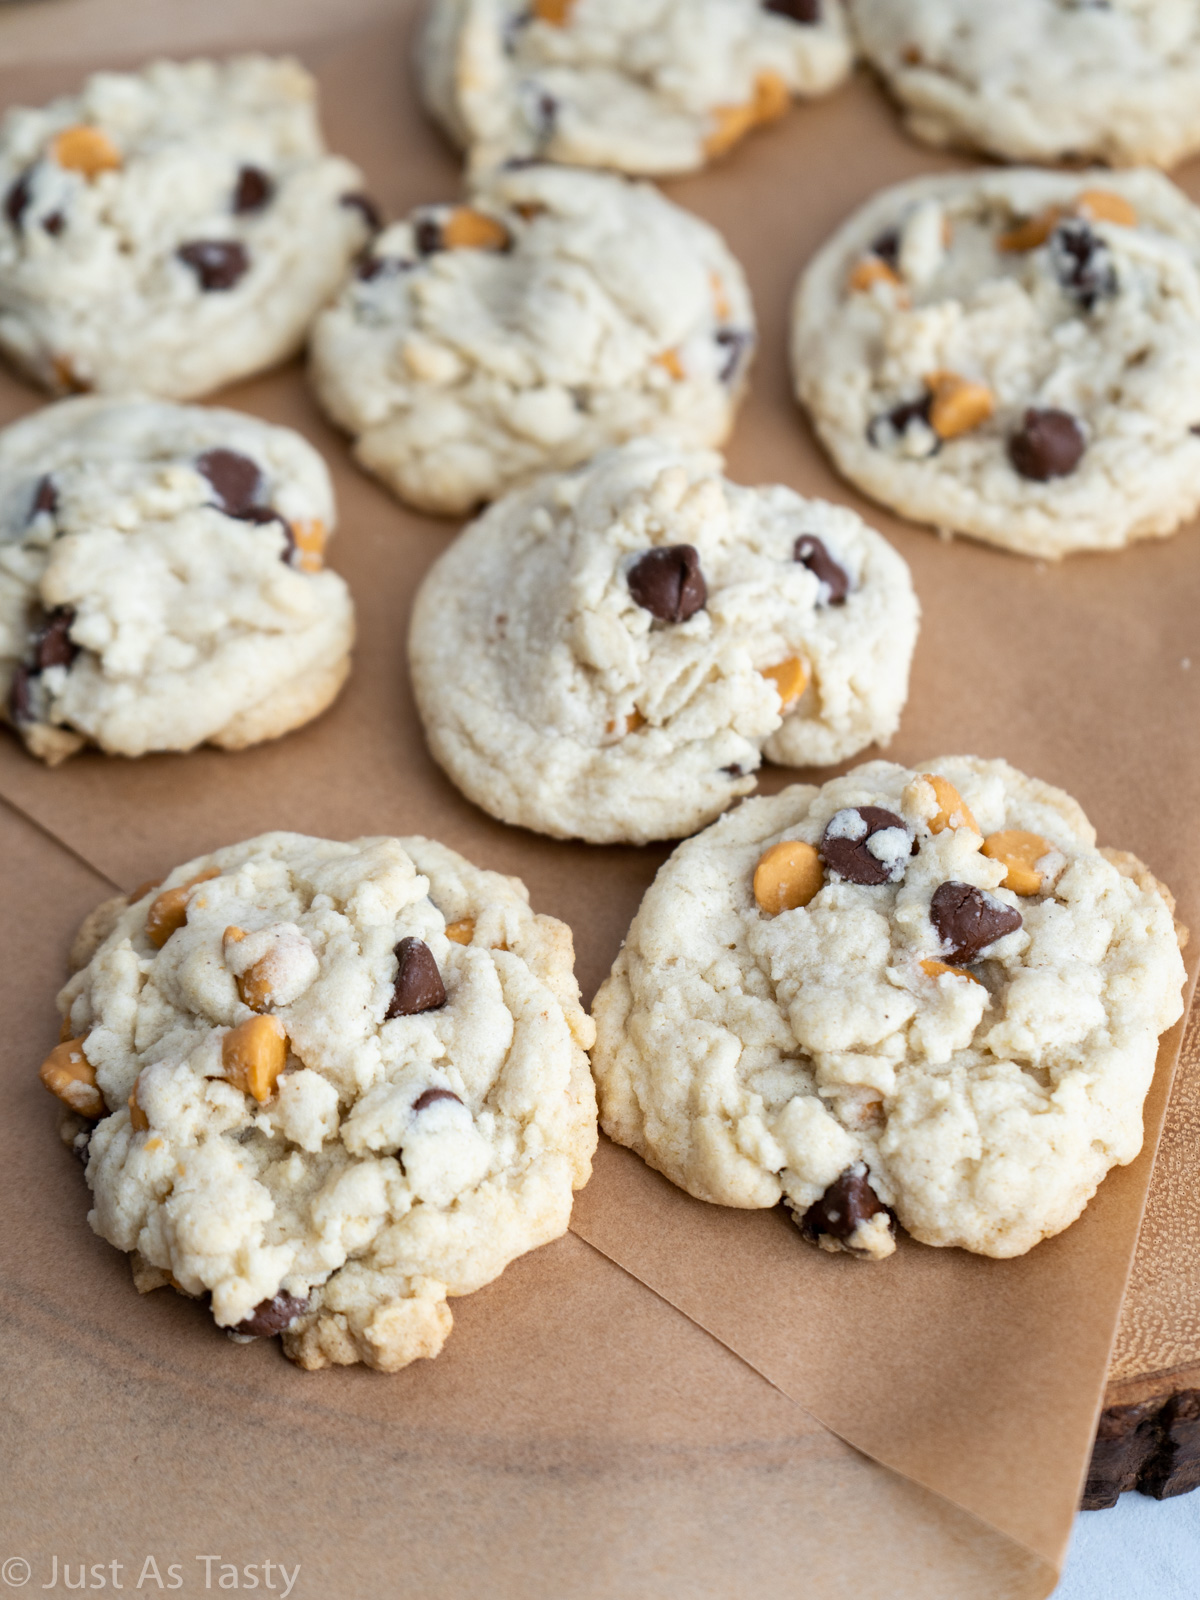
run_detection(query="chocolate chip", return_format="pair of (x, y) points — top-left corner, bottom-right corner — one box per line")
(385, 937), (447, 1018)
(867, 391), (936, 452)
(233, 1290), (309, 1338)
(238, 503), (285, 527)
(533, 90), (559, 138)
(30, 475), (57, 520)
(341, 192), (382, 231)
(721, 763), (744, 777)
(196, 449), (263, 517)
(412, 1087), (463, 1112)
(233, 165), (274, 214)
(930, 881), (1022, 963)
(715, 327), (752, 385)
(820, 806), (915, 886)
(765, 0), (821, 20)
(869, 225), (900, 269)
(1008, 408), (1086, 481)
(72, 1128), (92, 1166)
(800, 1165), (890, 1244)
(8, 663), (34, 724)
(627, 545), (707, 623)
(177, 239), (250, 291)
(1050, 220), (1116, 311)
(794, 534), (848, 604)
(35, 607), (78, 671)
(357, 254), (411, 282)
(415, 217), (444, 256)
(43, 211), (64, 237)
(5, 170), (32, 230)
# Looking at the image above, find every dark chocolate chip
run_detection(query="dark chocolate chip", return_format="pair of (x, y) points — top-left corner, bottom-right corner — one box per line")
(867, 390), (935, 449)
(386, 937), (447, 1018)
(765, 0), (821, 20)
(238, 503), (285, 527)
(415, 217), (444, 256)
(30, 475), (57, 520)
(794, 534), (849, 604)
(340, 191), (382, 231)
(72, 1128), (92, 1166)
(1008, 408), (1086, 481)
(4, 170), (32, 230)
(233, 1290), (309, 1338)
(533, 90), (559, 138)
(35, 607), (78, 671)
(412, 1087), (463, 1113)
(820, 806), (914, 886)
(722, 763), (745, 777)
(800, 1165), (890, 1244)
(196, 449), (263, 517)
(177, 239), (250, 291)
(715, 327), (753, 385)
(627, 545), (707, 623)
(930, 881), (1022, 963)
(8, 663), (34, 725)
(43, 211), (64, 237)
(356, 254), (411, 282)
(869, 225), (900, 269)
(1050, 220), (1116, 311)
(233, 164), (274, 214)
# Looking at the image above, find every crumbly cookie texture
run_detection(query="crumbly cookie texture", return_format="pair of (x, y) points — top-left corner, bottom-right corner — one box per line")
(850, 0), (1200, 169)
(0, 396), (354, 764)
(0, 56), (373, 399)
(592, 756), (1187, 1258)
(418, 0), (852, 176)
(43, 832), (598, 1372)
(309, 164), (755, 516)
(792, 168), (1200, 558)
(409, 439), (918, 846)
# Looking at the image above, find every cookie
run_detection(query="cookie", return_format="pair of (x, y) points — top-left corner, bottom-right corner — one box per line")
(791, 168), (1200, 557)
(408, 439), (919, 845)
(418, 0), (852, 176)
(42, 831), (598, 1371)
(849, 0), (1200, 169)
(0, 57), (374, 398)
(592, 756), (1187, 1258)
(0, 396), (355, 765)
(309, 163), (755, 515)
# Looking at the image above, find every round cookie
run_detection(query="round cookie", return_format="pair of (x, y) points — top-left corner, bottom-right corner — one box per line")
(409, 439), (919, 845)
(42, 831), (598, 1372)
(791, 168), (1200, 557)
(0, 396), (355, 765)
(418, 0), (852, 176)
(309, 163), (756, 515)
(849, 0), (1200, 170)
(0, 57), (374, 398)
(591, 756), (1187, 1258)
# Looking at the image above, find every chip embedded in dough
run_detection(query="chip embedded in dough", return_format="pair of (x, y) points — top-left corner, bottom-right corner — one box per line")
(408, 439), (919, 845)
(49, 831), (598, 1371)
(0, 57), (374, 398)
(0, 396), (355, 764)
(791, 168), (1200, 557)
(850, 0), (1200, 170)
(591, 756), (1187, 1258)
(310, 164), (756, 515)
(417, 0), (853, 176)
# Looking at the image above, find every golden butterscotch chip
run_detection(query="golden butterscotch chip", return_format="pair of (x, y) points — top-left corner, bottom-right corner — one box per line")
(52, 125), (121, 178)
(710, 271), (732, 322)
(222, 1014), (288, 1103)
(146, 868), (220, 949)
(128, 1081), (150, 1132)
(532, 0), (573, 21)
(849, 256), (903, 294)
(920, 958), (982, 985)
(129, 878), (164, 903)
(51, 355), (91, 395)
(761, 657), (809, 710)
(442, 207), (511, 252)
(922, 774), (978, 835)
(997, 206), (1064, 253)
(926, 371), (994, 439)
(222, 926), (275, 1012)
(753, 839), (823, 916)
(704, 70), (789, 158)
(982, 830), (1053, 896)
(291, 517), (326, 574)
(445, 919), (476, 945)
(653, 348), (686, 381)
(40, 1038), (104, 1118)
(1076, 190), (1137, 228)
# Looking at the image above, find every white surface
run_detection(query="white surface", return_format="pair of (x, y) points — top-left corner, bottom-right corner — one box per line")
(1055, 1489), (1200, 1598)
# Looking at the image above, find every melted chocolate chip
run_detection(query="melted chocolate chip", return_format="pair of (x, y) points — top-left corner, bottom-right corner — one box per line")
(867, 391), (936, 450)
(357, 254), (410, 282)
(4, 170), (32, 230)
(30, 475), (57, 520)
(1050, 220), (1116, 311)
(412, 1087), (463, 1113)
(715, 327), (752, 384)
(800, 1165), (890, 1244)
(1008, 408), (1086, 481)
(794, 534), (849, 604)
(8, 663), (33, 724)
(234, 1290), (309, 1338)
(341, 192), (382, 231)
(177, 239), (250, 291)
(930, 881), (1022, 963)
(386, 937), (447, 1019)
(43, 211), (64, 237)
(765, 0), (821, 19)
(233, 165), (274, 214)
(196, 449), (263, 517)
(627, 545), (707, 623)
(820, 806), (915, 886)
(869, 225), (900, 269)
(415, 216), (444, 256)
(721, 763), (745, 777)
(35, 607), (78, 671)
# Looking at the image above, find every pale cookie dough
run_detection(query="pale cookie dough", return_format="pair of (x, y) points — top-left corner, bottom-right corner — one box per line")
(0, 396), (355, 765)
(309, 164), (755, 515)
(42, 831), (598, 1372)
(592, 756), (1188, 1258)
(792, 168), (1200, 557)
(418, 0), (852, 176)
(409, 439), (919, 845)
(849, 0), (1200, 169)
(0, 56), (375, 398)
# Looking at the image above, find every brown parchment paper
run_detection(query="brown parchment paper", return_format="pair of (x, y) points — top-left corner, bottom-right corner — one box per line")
(2, 5), (1199, 1593)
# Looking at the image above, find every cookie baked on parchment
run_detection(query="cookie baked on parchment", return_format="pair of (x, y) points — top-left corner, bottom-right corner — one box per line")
(409, 439), (918, 845)
(310, 163), (755, 515)
(0, 57), (374, 398)
(592, 757), (1187, 1259)
(792, 168), (1200, 557)
(0, 396), (354, 765)
(41, 831), (597, 1371)
(849, 0), (1200, 170)
(418, 0), (852, 176)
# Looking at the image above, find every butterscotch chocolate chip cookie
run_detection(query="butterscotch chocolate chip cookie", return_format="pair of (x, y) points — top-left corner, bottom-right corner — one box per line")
(310, 163), (755, 515)
(792, 168), (1200, 556)
(0, 57), (373, 398)
(408, 439), (918, 845)
(592, 757), (1187, 1258)
(0, 397), (354, 764)
(850, 0), (1200, 169)
(43, 831), (597, 1371)
(418, 0), (852, 176)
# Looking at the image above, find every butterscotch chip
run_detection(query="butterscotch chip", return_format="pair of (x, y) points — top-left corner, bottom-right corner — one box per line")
(705, 71), (790, 158)
(761, 657), (809, 709)
(532, 0), (573, 21)
(52, 125), (121, 178)
(982, 830), (1053, 896)
(441, 207), (511, 252)
(1076, 190), (1137, 228)
(289, 517), (326, 574)
(849, 256), (903, 293)
(753, 838), (823, 915)
(653, 348), (686, 381)
(146, 868), (220, 949)
(445, 919), (476, 945)
(926, 371), (994, 439)
(222, 1014), (288, 1103)
(922, 774), (978, 835)
(997, 207), (1063, 253)
(128, 1081), (150, 1132)
(920, 958), (981, 985)
(40, 1038), (104, 1118)
(222, 926), (274, 1011)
